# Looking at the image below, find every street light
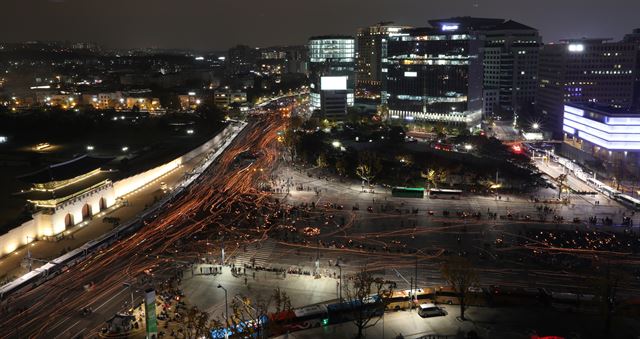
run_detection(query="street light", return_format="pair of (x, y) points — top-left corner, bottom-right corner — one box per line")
(532, 123), (540, 130)
(218, 284), (229, 337)
(86, 145), (94, 151)
(335, 261), (342, 301)
(123, 282), (135, 309)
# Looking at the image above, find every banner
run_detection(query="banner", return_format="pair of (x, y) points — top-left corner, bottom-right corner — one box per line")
(144, 289), (158, 338)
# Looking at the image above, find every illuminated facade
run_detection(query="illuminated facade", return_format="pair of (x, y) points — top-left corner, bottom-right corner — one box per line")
(356, 23), (412, 100)
(213, 89), (247, 108)
(537, 39), (639, 138)
(563, 104), (640, 150)
(308, 36), (355, 120)
(562, 104), (640, 175)
(385, 18), (492, 127)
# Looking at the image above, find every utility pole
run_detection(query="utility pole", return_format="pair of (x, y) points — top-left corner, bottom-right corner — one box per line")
(221, 235), (225, 266)
(335, 262), (343, 301)
(414, 254), (418, 306)
(315, 240), (320, 276)
(123, 282), (135, 308)
(218, 284), (229, 339)
(26, 236), (32, 272)
(410, 277), (414, 310)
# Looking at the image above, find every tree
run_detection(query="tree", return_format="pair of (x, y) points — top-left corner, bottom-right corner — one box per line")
(196, 103), (225, 129)
(346, 107), (361, 125)
(356, 151), (382, 187)
(282, 128), (299, 162)
(343, 269), (387, 338)
(316, 152), (329, 169)
(556, 174), (567, 200)
(388, 125), (406, 143)
(591, 262), (627, 337)
(421, 168), (447, 190)
(268, 288), (294, 335)
(441, 256), (478, 320)
(335, 157), (348, 176)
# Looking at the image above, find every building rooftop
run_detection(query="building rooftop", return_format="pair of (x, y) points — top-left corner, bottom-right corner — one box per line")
(567, 103), (639, 116)
(16, 171), (114, 202)
(428, 17), (505, 31)
(308, 35), (354, 41)
(18, 155), (114, 184)
(486, 20), (536, 31)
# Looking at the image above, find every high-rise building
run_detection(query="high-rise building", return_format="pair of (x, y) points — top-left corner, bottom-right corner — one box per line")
(285, 46), (308, 74)
(537, 39), (638, 138)
(227, 45), (260, 75)
(356, 22), (412, 100)
(385, 18), (501, 127)
(308, 36), (355, 120)
(482, 21), (541, 120)
(623, 28), (640, 110)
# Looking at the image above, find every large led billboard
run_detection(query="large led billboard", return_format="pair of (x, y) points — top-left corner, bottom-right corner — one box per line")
(321, 76), (348, 91)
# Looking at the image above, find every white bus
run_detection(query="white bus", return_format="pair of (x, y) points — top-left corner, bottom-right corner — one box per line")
(617, 194), (640, 210)
(428, 189), (462, 199)
(586, 177), (605, 189)
(599, 186), (620, 199)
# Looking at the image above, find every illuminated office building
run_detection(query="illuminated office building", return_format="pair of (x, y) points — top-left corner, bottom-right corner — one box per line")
(308, 36), (355, 120)
(482, 21), (541, 119)
(537, 39), (638, 138)
(385, 18), (495, 127)
(356, 23), (412, 100)
(563, 103), (640, 168)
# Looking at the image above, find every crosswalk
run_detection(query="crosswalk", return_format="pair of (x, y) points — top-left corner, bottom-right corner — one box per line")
(232, 239), (277, 268)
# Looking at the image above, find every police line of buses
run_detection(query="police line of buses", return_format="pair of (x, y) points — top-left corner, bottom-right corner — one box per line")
(210, 285), (613, 338)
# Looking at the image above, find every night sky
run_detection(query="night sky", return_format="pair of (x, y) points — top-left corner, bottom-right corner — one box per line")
(2, 0), (639, 50)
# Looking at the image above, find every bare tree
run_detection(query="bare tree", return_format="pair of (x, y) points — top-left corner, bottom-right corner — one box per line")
(356, 152), (382, 187)
(268, 287), (294, 336)
(441, 256), (478, 320)
(343, 269), (387, 338)
(591, 262), (628, 337)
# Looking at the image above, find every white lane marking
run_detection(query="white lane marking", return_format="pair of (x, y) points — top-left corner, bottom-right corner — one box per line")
(49, 316), (72, 332)
(53, 320), (80, 339)
(95, 287), (128, 311)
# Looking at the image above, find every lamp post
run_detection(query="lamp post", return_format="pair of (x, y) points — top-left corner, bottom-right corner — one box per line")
(335, 262), (342, 301)
(217, 284), (229, 335)
(123, 282), (135, 309)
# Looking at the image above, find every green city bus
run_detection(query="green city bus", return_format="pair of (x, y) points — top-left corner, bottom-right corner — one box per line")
(392, 187), (425, 198)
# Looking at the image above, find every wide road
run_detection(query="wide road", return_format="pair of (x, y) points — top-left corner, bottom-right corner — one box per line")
(0, 107), (288, 338)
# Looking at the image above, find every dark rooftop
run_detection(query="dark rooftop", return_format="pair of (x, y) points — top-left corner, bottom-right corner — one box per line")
(16, 171), (115, 201)
(487, 20), (536, 31)
(567, 103), (639, 116)
(308, 35), (354, 41)
(18, 155), (115, 184)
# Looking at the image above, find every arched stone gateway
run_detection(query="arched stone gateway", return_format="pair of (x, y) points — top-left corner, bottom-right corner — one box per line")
(99, 197), (107, 211)
(82, 204), (92, 220)
(65, 213), (74, 227)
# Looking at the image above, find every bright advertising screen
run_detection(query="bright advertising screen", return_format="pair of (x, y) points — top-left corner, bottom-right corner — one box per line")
(321, 76), (348, 90)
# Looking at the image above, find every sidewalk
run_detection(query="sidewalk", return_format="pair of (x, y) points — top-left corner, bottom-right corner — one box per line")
(275, 304), (640, 339)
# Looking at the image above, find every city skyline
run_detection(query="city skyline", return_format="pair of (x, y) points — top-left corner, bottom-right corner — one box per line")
(2, 0), (639, 50)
